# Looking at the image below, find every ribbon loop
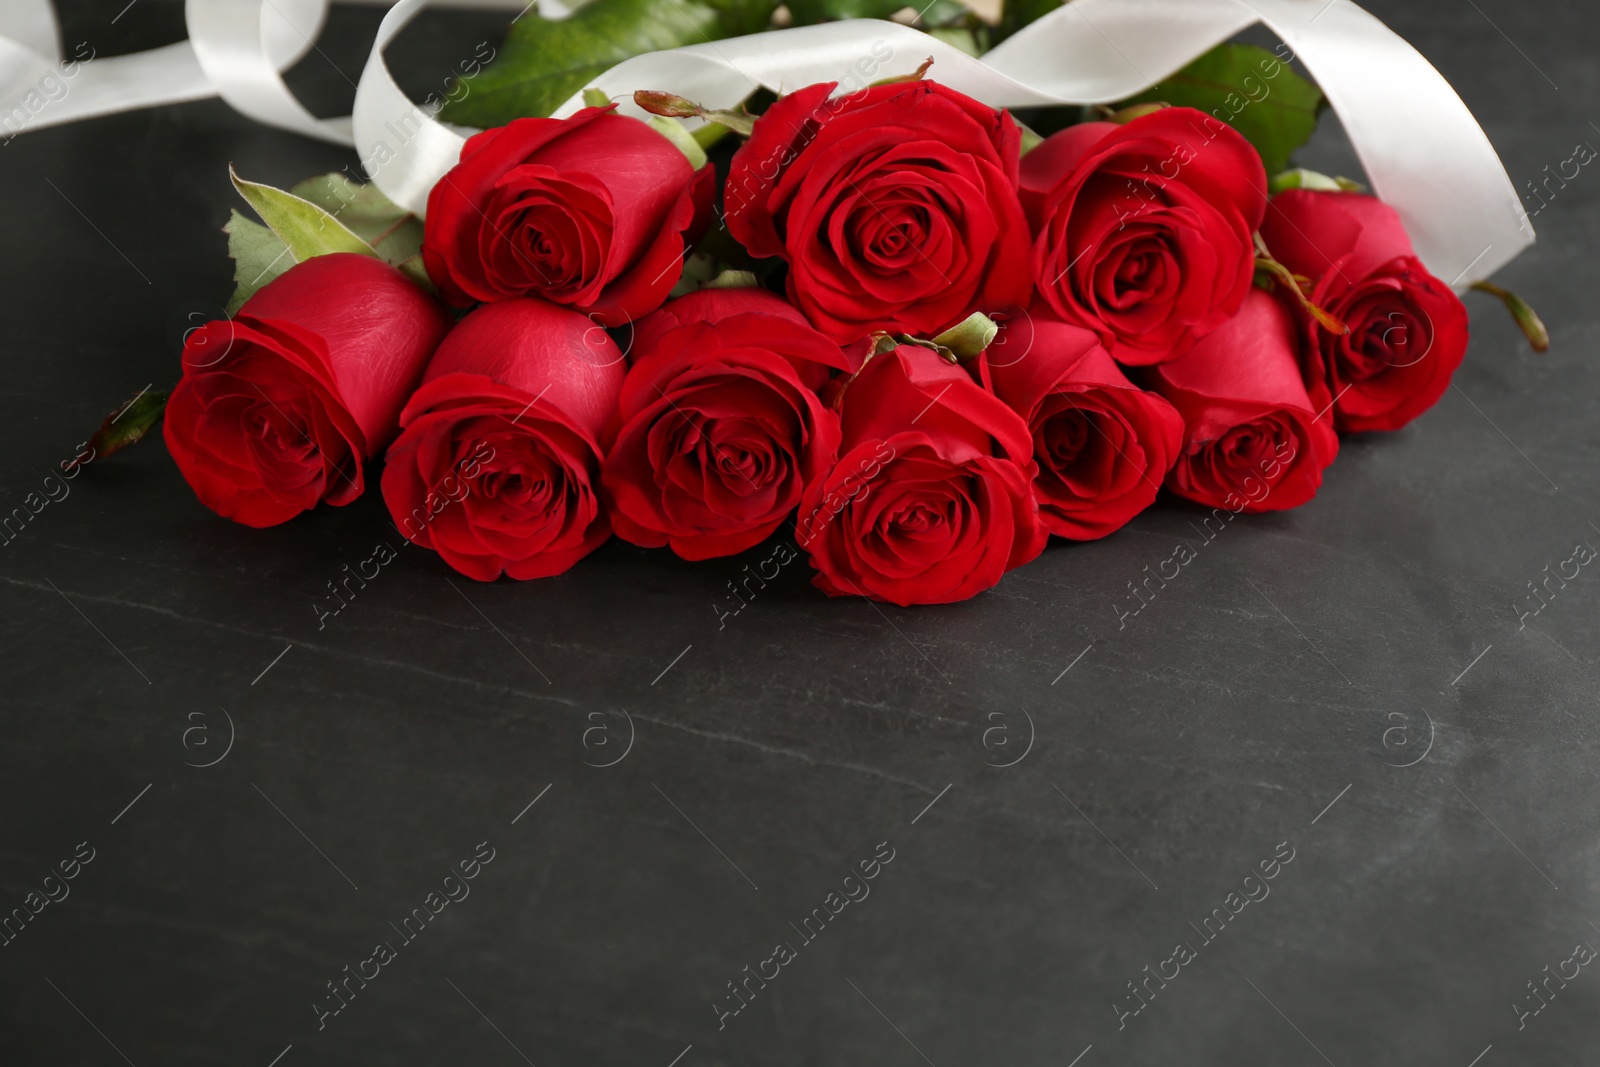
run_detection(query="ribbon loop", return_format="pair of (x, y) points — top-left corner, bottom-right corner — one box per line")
(186, 0), (348, 144)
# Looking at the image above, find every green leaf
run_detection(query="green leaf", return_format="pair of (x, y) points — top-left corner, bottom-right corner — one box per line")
(1017, 120), (1045, 157)
(90, 387), (171, 459)
(930, 311), (998, 360)
(224, 210), (293, 314)
(437, 0), (780, 127)
(398, 253), (438, 296)
(783, 0), (974, 29)
(704, 268), (760, 289)
(224, 169), (389, 313)
(669, 251), (722, 297)
(786, 0), (914, 22)
(1268, 167), (1366, 195)
(925, 25), (980, 57)
(917, 0), (974, 27)
(691, 121), (733, 152)
(644, 115), (708, 169)
(1115, 43), (1326, 176)
(232, 167), (378, 259)
(996, 0), (1063, 45)
(288, 172), (424, 266)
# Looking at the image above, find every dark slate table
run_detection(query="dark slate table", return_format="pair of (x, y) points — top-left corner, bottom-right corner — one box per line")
(1, 1), (1594, 1064)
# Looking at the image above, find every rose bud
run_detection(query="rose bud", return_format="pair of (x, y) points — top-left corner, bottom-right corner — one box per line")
(1021, 107), (1268, 366)
(1147, 289), (1339, 514)
(985, 309), (1184, 539)
(796, 343), (1046, 605)
(421, 107), (714, 325)
(603, 288), (849, 561)
(1260, 188), (1470, 432)
(164, 253), (449, 528)
(725, 79), (1032, 344)
(381, 299), (624, 580)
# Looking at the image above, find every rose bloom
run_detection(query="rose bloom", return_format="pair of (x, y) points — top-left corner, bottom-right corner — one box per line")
(1021, 107), (1268, 366)
(1260, 189), (1469, 432)
(797, 343), (1045, 605)
(985, 308), (1184, 539)
(422, 106), (713, 325)
(165, 253), (448, 527)
(381, 299), (624, 580)
(603, 288), (848, 560)
(1147, 289), (1339, 513)
(725, 78), (1032, 343)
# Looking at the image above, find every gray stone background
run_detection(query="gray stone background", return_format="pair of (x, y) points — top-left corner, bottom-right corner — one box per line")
(0, 0), (1594, 1064)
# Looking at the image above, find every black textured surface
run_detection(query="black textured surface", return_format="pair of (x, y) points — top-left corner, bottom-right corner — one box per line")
(1, 2), (1596, 1065)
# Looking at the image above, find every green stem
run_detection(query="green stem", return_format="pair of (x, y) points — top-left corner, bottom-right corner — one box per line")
(1471, 281), (1550, 353)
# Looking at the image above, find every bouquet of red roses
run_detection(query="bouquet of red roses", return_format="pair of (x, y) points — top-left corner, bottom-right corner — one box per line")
(127, 62), (1541, 607)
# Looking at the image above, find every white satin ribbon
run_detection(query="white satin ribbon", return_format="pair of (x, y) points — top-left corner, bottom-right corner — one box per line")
(186, 0), (349, 143)
(352, 0), (483, 216)
(0, 0), (1532, 288)
(0, 0), (324, 133)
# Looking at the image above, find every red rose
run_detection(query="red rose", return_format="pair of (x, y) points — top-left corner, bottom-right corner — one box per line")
(1020, 107), (1268, 366)
(1260, 189), (1469, 432)
(796, 343), (1045, 605)
(603, 288), (848, 560)
(985, 308), (1184, 539)
(381, 299), (623, 580)
(164, 253), (448, 528)
(1147, 289), (1339, 513)
(725, 79), (1032, 343)
(422, 107), (713, 326)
